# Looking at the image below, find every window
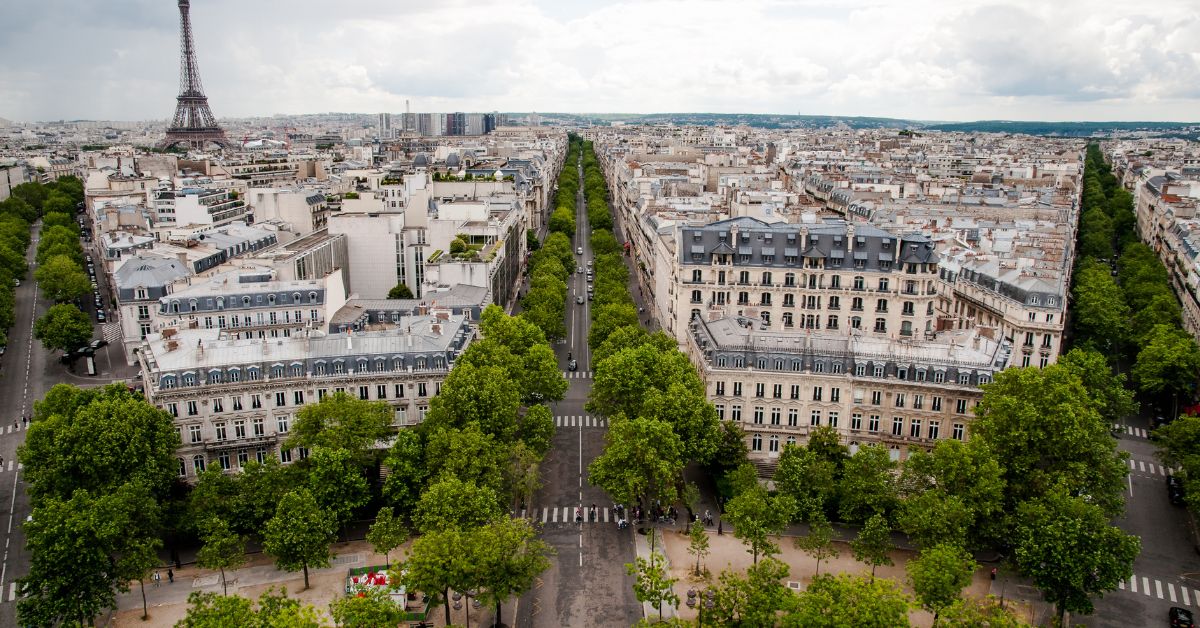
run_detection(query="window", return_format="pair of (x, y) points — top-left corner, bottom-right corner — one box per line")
(871, 390), (882, 405)
(892, 417), (903, 436)
(715, 404), (725, 420)
(755, 383), (765, 398)
(377, 384), (387, 399)
(715, 381), (725, 396)
(192, 455), (205, 474)
(933, 371), (945, 384)
(395, 384), (405, 398)
(785, 273), (796, 287)
(770, 408), (781, 425)
(952, 423), (965, 440)
(851, 413), (862, 430)
(773, 384), (783, 399)
(187, 401), (198, 416)
(812, 386), (823, 401)
(913, 394), (923, 410)
(868, 415), (880, 432)
(753, 407), (764, 424)
(692, 269), (703, 282)
(874, 318), (887, 333)
(956, 399), (968, 414)
(733, 382), (743, 397)
(418, 383), (428, 397)
(959, 372), (971, 385)
(855, 364), (866, 377)
(788, 409), (798, 426)
(783, 294), (795, 308)
(215, 422), (228, 441)
(810, 410), (822, 426)
(878, 278), (889, 291)
(910, 419), (922, 438)
(177, 458), (186, 478)
(828, 412), (839, 428)
(831, 275), (841, 289)
(932, 396), (942, 412)
(275, 392), (286, 407)
(853, 276), (864, 290)
(762, 272), (772, 285)
(895, 393), (906, 408)
(359, 386), (369, 400)
(790, 385), (800, 400)
(218, 451), (231, 471)
(828, 296), (840, 310)
(188, 424), (202, 443)
(851, 316), (862, 329)
(873, 364), (885, 378)
(751, 433), (763, 451)
(280, 448), (293, 463)
(238, 451), (248, 467)
(293, 391), (304, 405)
(167, 403), (179, 418)
(235, 420), (246, 439)
(830, 388), (840, 403)
(731, 405), (742, 421)
(769, 435), (780, 453)
(253, 418), (265, 437)
(929, 421), (940, 440)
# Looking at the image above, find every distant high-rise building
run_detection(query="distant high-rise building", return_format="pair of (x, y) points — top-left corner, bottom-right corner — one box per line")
(483, 113), (498, 135)
(416, 113), (435, 136)
(377, 113), (392, 138)
(446, 112), (467, 136)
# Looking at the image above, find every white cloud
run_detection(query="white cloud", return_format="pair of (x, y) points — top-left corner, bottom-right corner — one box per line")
(0, 0), (1198, 121)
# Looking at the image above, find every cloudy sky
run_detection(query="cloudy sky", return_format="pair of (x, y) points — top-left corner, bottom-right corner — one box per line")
(2, 0), (1199, 123)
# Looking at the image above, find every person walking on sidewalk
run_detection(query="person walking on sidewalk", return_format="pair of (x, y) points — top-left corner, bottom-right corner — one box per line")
(167, 568), (174, 584)
(152, 571), (161, 588)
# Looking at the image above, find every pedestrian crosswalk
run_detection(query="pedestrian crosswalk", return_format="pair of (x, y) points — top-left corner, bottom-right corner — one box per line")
(1120, 573), (1200, 606)
(1129, 458), (1177, 477)
(563, 371), (592, 379)
(5, 422), (26, 434)
(555, 415), (608, 428)
(522, 506), (616, 524)
(1114, 424), (1150, 439)
(101, 322), (122, 343)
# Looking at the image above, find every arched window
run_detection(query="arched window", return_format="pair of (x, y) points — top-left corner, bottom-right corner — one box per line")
(356, 359), (368, 372)
(309, 292), (318, 304)
(292, 292), (301, 303)
(182, 372), (196, 386)
(415, 357), (427, 370)
(246, 367), (260, 381)
(333, 361), (345, 374)
(268, 294), (277, 306)
(814, 361), (825, 373)
(393, 357), (404, 371)
(228, 368), (241, 382)
(290, 363), (304, 377)
(192, 455), (206, 474)
(756, 358), (767, 369)
(207, 369), (222, 384)
(271, 365), (284, 378)
(189, 299), (198, 311)
(216, 297), (224, 310)
(242, 296), (251, 306)
(171, 300), (180, 313)
(314, 361), (327, 376)
(177, 458), (186, 478)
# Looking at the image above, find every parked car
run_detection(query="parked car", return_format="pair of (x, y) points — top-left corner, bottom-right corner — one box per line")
(89, 339), (108, 350)
(1168, 476), (1186, 506)
(96, 310), (106, 323)
(13, 278), (18, 287)
(1171, 606), (1195, 628)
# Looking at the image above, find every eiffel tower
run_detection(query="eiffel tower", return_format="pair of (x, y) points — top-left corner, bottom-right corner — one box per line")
(158, 0), (230, 150)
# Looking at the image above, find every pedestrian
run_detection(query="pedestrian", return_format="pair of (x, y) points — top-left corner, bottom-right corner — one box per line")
(152, 571), (161, 588)
(167, 568), (174, 584)
(990, 567), (997, 581)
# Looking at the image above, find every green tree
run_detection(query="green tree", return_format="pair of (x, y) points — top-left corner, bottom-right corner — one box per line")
(775, 443), (839, 521)
(588, 417), (685, 517)
(526, 228), (540, 251)
(517, 404), (556, 457)
(262, 489), (337, 590)
(1012, 486), (1139, 622)
(423, 362), (521, 441)
(413, 476), (502, 534)
(938, 595), (1030, 627)
(505, 441), (543, 510)
(898, 439), (1004, 548)
(907, 543), (977, 625)
(285, 392), (393, 465)
(686, 519), (710, 575)
(626, 549), (679, 622)
(18, 483), (160, 627)
(723, 484), (796, 564)
(403, 528), (473, 627)
(973, 365), (1129, 518)
(366, 506), (408, 568)
(329, 587), (406, 627)
(386, 283), (414, 299)
(838, 444), (898, 523)
(709, 557), (797, 626)
(1130, 293), (1183, 344)
(197, 518), (247, 596)
(589, 343), (703, 419)
(306, 447), (370, 526)
(519, 343), (569, 404)
(1071, 263), (1130, 355)
(120, 535), (162, 622)
(33, 303), (92, 354)
(34, 254), (90, 303)
(850, 513), (894, 581)
(424, 424), (509, 495)
(20, 385), (179, 504)
(640, 383), (721, 464)
(381, 429), (427, 516)
(1058, 348), (1138, 427)
(473, 517), (554, 627)
(783, 573), (911, 628)
(1133, 324), (1200, 417)
(175, 592), (255, 627)
(795, 513), (838, 576)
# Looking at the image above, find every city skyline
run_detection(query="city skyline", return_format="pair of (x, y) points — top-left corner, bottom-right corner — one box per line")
(1, 0), (1199, 123)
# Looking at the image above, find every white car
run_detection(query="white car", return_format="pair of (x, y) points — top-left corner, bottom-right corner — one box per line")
(577, 247), (583, 255)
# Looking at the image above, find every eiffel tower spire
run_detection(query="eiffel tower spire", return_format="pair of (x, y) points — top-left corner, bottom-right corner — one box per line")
(159, 0), (230, 150)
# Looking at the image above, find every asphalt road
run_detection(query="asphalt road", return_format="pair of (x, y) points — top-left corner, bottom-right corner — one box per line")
(514, 155), (642, 628)
(1086, 411), (1200, 627)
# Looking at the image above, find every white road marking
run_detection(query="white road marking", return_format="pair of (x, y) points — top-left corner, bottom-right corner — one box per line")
(542, 508), (549, 523)
(1170, 583), (1178, 602)
(1184, 586), (1191, 606)
(551, 508), (558, 523)
(1131, 577), (1138, 593)
(7, 582), (13, 601)
(1130, 459), (1136, 471)
(1119, 579), (1125, 589)
(1144, 577), (1150, 594)
(1139, 460), (1146, 472)
(1156, 579), (1164, 599)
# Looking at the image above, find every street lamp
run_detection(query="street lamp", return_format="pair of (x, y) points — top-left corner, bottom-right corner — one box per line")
(453, 589), (482, 628)
(686, 587), (716, 626)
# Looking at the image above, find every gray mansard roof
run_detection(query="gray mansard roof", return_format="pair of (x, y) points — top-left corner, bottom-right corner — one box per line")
(114, 256), (192, 291)
(680, 217), (937, 271)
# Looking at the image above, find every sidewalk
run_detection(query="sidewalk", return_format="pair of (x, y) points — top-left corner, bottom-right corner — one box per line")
(634, 527), (676, 622)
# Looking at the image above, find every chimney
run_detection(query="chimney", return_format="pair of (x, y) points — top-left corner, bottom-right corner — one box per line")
(346, 328), (354, 351)
(176, 252), (188, 268)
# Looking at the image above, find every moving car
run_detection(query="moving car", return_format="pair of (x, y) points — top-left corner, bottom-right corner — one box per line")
(568, 359), (578, 371)
(1168, 475), (1186, 506)
(576, 247), (583, 255)
(576, 296), (584, 305)
(89, 339), (108, 350)
(13, 279), (18, 287)
(1171, 606), (1195, 628)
